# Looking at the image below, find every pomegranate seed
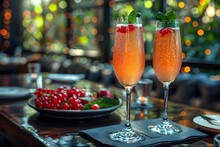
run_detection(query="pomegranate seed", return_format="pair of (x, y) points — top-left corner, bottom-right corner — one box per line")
(159, 28), (174, 36)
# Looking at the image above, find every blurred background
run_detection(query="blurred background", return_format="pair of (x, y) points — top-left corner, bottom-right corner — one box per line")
(0, 0), (220, 111)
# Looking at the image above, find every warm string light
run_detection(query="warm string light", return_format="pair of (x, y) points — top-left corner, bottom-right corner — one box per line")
(183, 1), (217, 59)
(0, 0), (11, 51)
(178, 2), (185, 9)
(182, 66), (191, 73)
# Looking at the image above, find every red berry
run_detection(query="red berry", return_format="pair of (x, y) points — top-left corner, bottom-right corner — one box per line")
(91, 104), (100, 110)
(159, 28), (173, 36)
(69, 97), (76, 105)
(128, 25), (135, 32)
(167, 28), (173, 33)
(34, 86), (89, 110)
(79, 91), (86, 97)
(80, 99), (89, 105)
(62, 103), (69, 110)
(97, 89), (113, 98)
(117, 25), (136, 33)
(35, 98), (43, 108)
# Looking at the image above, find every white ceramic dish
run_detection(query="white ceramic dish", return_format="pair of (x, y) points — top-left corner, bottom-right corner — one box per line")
(193, 115), (220, 133)
(0, 86), (31, 100)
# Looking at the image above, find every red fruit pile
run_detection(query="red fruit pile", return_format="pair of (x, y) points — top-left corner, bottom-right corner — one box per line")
(159, 28), (173, 37)
(34, 86), (86, 110)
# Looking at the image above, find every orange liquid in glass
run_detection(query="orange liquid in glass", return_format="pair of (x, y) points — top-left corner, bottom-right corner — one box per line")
(153, 29), (182, 83)
(113, 24), (145, 87)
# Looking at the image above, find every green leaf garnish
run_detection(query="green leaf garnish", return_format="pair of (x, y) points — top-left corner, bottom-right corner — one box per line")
(128, 10), (137, 24)
(156, 11), (166, 23)
(82, 97), (119, 110)
(156, 10), (177, 27)
(95, 97), (119, 108)
(166, 10), (176, 21)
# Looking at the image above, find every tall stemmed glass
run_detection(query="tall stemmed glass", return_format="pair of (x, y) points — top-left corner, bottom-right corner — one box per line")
(148, 20), (182, 135)
(109, 15), (146, 143)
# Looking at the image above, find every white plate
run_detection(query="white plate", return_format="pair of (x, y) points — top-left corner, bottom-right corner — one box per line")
(28, 97), (122, 119)
(48, 74), (85, 83)
(0, 86), (31, 100)
(193, 115), (220, 133)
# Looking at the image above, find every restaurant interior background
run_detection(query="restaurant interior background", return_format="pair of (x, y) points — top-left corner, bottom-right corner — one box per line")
(0, 0), (220, 111)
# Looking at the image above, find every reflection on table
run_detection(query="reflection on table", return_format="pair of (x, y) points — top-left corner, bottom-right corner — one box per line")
(0, 74), (218, 147)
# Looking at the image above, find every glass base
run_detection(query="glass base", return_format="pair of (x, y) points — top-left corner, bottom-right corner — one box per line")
(109, 127), (146, 143)
(148, 120), (182, 135)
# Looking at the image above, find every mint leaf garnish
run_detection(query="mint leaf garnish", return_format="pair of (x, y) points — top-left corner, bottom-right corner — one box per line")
(128, 10), (137, 24)
(95, 97), (119, 108)
(156, 10), (177, 28)
(166, 10), (176, 21)
(82, 97), (119, 110)
(156, 11), (166, 23)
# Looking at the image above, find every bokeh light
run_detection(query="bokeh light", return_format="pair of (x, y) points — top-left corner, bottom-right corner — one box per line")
(144, 0), (153, 9)
(23, 10), (31, 18)
(199, 0), (205, 5)
(91, 28), (97, 35)
(206, 5), (215, 17)
(59, 1), (67, 9)
(0, 29), (8, 36)
(108, 0), (115, 7)
(192, 21), (199, 27)
(49, 3), (57, 12)
(178, 2), (185, 8)
(185, 39), (191, 46)
(35, 16), (44, 27)
(205, 49), (211, 55)
(92, 16), (98, 23)
(78, 36), (89, 46)
(46, 13), (53, 21)
(216, 9), (220, 17)
(84, 16), (91, 23)
(202, 16), (210, 23)
(197, 29), (204, 36)
(182, 52), (186, 59)
(4, 9), (11, 20)
(34, 5), (43, 14)
(184, 66), (191, 73)
(184, 16), (191, 23)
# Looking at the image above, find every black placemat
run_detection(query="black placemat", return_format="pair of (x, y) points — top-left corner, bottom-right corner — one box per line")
(79, 119), (208, 147)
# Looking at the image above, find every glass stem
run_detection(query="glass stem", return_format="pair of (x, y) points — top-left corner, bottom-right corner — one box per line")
(162, 82), (170, 121)
(125, 86), (132, 128)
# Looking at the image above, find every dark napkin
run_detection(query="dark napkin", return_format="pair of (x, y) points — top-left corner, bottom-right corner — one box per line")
(79, 119), (207, 147)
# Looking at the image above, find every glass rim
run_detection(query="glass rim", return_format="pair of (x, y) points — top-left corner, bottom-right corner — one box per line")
(116, 17), (142, 25)
(155, 20), (179, 29)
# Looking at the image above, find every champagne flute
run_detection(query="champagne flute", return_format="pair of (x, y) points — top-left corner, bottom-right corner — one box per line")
(109, 16), (146, 143)
(148, 20), (182, 135)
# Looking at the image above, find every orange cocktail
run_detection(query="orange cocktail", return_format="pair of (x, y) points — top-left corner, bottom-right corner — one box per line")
(148, 19), (182, 135)
(153, 28), (182, 83)
(109, 13), (146, 143)
(113, 24), (145, 86)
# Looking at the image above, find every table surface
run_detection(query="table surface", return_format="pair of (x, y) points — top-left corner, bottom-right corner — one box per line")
(0, 74), (218, 147)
